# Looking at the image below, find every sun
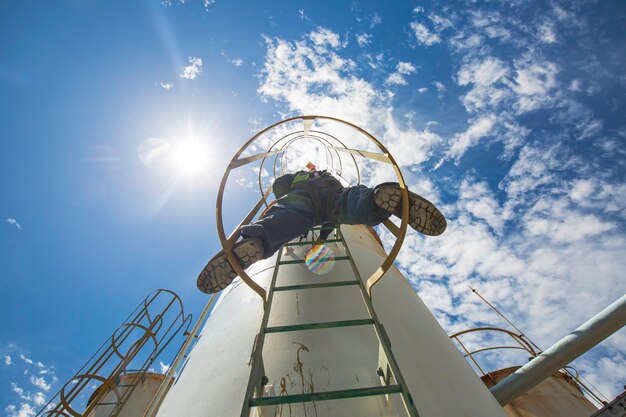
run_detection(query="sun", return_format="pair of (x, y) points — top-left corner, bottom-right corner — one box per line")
(171, 140), (209, 175)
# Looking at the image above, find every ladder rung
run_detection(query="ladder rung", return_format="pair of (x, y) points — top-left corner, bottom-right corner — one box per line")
(310, 226), (338, 231)
(249, 385), (403, 407)
(265, 318), (374, 333)
(278, 256), (350, 265)
(284, 238), (342, 246)
(274, 280), (359, 292)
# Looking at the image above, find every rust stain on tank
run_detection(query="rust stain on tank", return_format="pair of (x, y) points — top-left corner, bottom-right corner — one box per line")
(295, 293), (301, 321)
(292, 342), (316, 417)
(278, 376), (292, 417)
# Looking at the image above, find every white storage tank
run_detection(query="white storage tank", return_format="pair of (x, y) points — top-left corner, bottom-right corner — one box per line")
(86, 372), (166, 417)
(155, 224), (506, 417)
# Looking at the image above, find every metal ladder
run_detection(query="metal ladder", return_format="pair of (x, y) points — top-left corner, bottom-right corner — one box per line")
(240, 225), (421, 417)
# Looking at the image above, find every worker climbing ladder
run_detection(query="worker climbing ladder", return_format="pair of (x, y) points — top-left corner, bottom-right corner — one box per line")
(241, 225), (420, 417)
(195, 115), (417, 416)
(149, 115), (508, 417)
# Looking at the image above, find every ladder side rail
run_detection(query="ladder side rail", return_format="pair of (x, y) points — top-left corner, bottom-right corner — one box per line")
(337, 227), (421, 417)
(240, 249), (284, 417)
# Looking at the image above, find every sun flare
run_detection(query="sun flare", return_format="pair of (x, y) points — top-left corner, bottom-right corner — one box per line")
(172, 141), (209, 175)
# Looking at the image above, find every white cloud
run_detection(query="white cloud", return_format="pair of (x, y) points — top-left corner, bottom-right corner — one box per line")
(19, 355), (33, 365)
(569, 179), (595, 203)
(456, 57), (510, 112)
(179, 56), (202, 80)
(484, 25), (510, 40)
(417, 280), (453, 312)
(159, 361), (170, 374)
(258, 28), (442, 170)
(159, 82), (173, 90)
(524, 196), (616, 243)
(221, 51), (245, 67)
(11, 383), (27, 399)
(235, 177), (256, 189)
(428, 14), (452, 32)
(370, 13), (382, 28)
(397, 62), (416, 75)
(417, 87), (428, 94)
(309, 27), (341, 49)
(578, 353), (626, 399)
(382, 111), (443, 167)
(355, 33), (371, 47)
(162, 0), (214, 10)
(5, 355), (12, 365)
(500, 143), (566, 201)
(511, 59), (558, 113)
(538, 22), (557, 43)
(258, 28), (383, 127)
(385, 73), (407, 86)
(449, 32), (484, 51)
(568, 79), (582, 92)
(459, 179), (510, 233)
(32, 393), (46, 407)
(386, 62), (417, 87)
(410, 21), (440, 46)
(433, 81), (446, 99)
(457, 57), (509, 87)
(8, 382), (46, 409)
(6, 218), (22, 230)
(447, 114), (497, 161)
(256, 18), (626, 399)
(30, 376), (50, 392)
(5, 403), (36, 417)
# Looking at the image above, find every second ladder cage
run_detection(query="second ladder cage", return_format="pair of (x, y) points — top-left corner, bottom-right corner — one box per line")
(153, 116), (508, 417)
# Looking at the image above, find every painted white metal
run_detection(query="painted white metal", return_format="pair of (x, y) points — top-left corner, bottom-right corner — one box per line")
(154, 260), (272, 417)
(155, 225), (506, 417)
(491, 293), (626, 406)
(342, 225), (506, 417)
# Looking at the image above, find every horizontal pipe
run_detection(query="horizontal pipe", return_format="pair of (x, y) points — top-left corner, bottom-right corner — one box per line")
(490, 294), (626, 405)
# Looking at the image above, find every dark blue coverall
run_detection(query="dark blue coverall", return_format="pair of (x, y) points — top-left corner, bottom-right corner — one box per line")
(240, 171), (391, 259)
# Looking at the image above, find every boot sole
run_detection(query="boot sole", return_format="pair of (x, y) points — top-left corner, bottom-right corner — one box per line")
(375, 187), (447, 236)
(197, 238), (264, 294)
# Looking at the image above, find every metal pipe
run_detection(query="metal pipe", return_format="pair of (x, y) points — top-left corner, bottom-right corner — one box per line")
(490, 294), (626, 405)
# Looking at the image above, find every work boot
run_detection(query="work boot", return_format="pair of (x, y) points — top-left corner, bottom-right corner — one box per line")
(197, 238), (264, 294)
(374, 183), (447, 236)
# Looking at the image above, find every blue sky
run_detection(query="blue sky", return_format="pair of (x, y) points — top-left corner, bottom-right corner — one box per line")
(2, 0), (626, 415)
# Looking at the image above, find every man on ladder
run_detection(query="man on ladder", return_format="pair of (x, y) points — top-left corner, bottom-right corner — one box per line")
(197, 163), (446, 294)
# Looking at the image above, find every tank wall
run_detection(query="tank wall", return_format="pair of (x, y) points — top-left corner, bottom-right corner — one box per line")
(342, 225), (507, 417)
(154, 258), (273, 417)
(156, 225), (507, 417)
(482, 367), (598, 417)
(87, 372), (165, 417)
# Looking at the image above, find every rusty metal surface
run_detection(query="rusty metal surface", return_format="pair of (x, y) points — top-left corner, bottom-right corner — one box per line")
(450, 293), (609, 407)
(481, 367), (598, 417)
(490, 294), (626, 406)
